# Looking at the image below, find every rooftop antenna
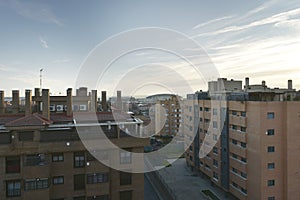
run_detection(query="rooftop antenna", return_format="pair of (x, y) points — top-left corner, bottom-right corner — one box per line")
(40, 68), (43, 93)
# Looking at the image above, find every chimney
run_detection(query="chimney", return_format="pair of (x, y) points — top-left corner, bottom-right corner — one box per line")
(101, 91), (107, 112)
(245, 77), (249, 90)
(0, 91), (4, 114)
(12, 90), (20, 114)
(91, 90), (97, 112)
(117, 90), (122, 110)
(262, 80), (266, 87)
(67, 88), (72, 116)
(34, 88), (40, 97)
(288, 80), (293, 90)
(34, 88), (41, 112)
(77, 87), (88, 97)
(42, 89), (50, 120)
(25, 90), (32, 116)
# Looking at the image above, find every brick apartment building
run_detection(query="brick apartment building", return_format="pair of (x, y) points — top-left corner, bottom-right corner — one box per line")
(0, 87), (148, 200)
(155, 95), (181, 136)
(183, 78), (300, 200)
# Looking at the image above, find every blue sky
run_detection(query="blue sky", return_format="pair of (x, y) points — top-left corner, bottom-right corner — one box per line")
(0, 0), (300, 97)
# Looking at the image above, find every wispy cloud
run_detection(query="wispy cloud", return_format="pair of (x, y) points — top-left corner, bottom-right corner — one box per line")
(51, 59), (71, 64)
(10, 0), (63, 26)
(192, 15), (234, 29)
(39, 36), (49, 48)
(194, 8), (300, 37)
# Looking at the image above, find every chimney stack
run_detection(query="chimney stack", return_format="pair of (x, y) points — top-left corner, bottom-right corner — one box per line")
(117, 90), (122, 110)
(101, 91), (107, 112)
(25, 90), (32, 116)
(91, 90), (97, 112)
(288, 80), (293, 90)
(12, 90), (20, 114)
(67, 88), (72, 116)
(42, 89), (50, 120)
(34, 88), (40, 97)
(245, 77), (249, 90)
(0, 91), (4, 114)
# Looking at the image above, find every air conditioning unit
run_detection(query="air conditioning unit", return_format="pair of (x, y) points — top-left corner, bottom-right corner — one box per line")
(79, 105), (87, 111)
(56, 105), (64, 112)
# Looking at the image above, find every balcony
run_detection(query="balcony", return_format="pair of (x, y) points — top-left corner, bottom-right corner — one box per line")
(230, 143), (246, 158)
(229, 115), (246, 127)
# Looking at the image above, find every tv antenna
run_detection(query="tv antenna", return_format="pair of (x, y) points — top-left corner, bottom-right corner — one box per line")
(40, 68), (43, 92)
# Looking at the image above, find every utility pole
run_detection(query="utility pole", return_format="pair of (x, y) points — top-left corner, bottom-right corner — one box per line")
(40, 68), (43, 93)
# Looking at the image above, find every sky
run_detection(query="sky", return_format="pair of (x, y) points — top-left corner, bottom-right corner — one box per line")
(0, 0), (300, 97)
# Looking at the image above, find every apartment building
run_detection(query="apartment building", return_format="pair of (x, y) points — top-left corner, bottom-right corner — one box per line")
(184, 78), (300, 200)
(0, 88), (148, 200)
(155, 95), (181, 136)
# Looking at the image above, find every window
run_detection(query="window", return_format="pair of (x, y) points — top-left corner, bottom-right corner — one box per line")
(213, 172), (218, 180)
(24, 154), (47, 166)
(232, 181), (238, 188)
(268, 163), (275, 169)
(189, 146), (193, 152)
(204, 107), (210, 112)
(53, 176), (64, 185)
(232, 139), (237, 145)
(6, 180), (21, 197)
(119, 190), (132, 200)
(213, 121), (218, 128)
(25, 178), (49, 190)
(232, 153), (238, 159)
(232, 168), (238, 173)
(120, 149), (132, 164)
(232, 110), (237, 115)
(241, 157), (247, 163)
(120, 172), (132, 185)
(189, 156), (193, 161)
(241, 187), (247, 195)
(205, 164), (211, 170)
(199, 118), (203, 122)
(213, 147), (218, 155)
(241, 127), (246, 132)
(36, 178), (49, 189)
(6, 156), (20, 173)
(87, 173), (108, 184)
(74, 152), (85, 168)
(268, 197), (275, 200)
(268, 146), (275, 152)
(267, 129), (275, 136)
(241, 172), (247, 178)
(232, 125), (237, 130)
(241, 142), (247, 148)
(241, 112), (246, 117)
(52, 153), (64, 162)
(267, 112), (275, 119)
(213, 159), (218, 167)
(204, 118), (210, 123)
(74, 174), (85, 190)
(268, 179), (275, 186)
(199, 107), (203, 111)
(213, 134), (218, 141)
(213, 108), (218, 115)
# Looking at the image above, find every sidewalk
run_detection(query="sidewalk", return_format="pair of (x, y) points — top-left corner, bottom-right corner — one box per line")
(156, 158), (236, 200)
